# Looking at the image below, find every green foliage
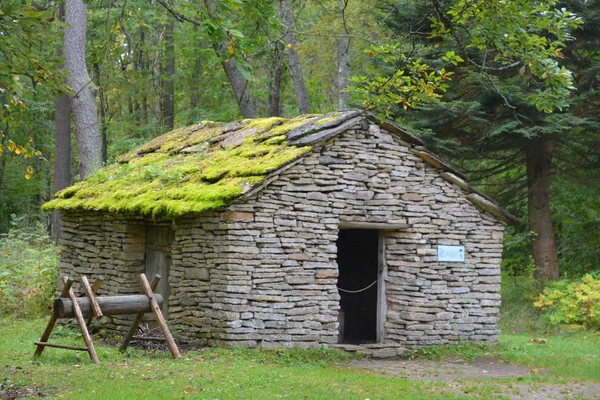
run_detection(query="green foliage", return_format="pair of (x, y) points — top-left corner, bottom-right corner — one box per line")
(350, 45), (459, 115)
(501, 228), (536, 278)
(0, 99), (54, 231)
(430, 0), (581, 113)
(0, 1), (63, 118)
(0, 1), (62, 171)
(499, 274), (561, 334)
(0, 215), (59, 317)
(534, 274), (600, 329)
(358, 0), (581, 116)
(552, 172), (600, 276)
(374, 0), (599, 284)
(0, 2), (57, 230)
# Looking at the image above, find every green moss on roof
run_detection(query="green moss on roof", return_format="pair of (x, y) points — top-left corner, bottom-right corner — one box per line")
(42, 110), (520, 225)
(42, 112), (363, 219)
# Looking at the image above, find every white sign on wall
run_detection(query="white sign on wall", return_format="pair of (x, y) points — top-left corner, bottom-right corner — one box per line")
(437, 245), (465, 262)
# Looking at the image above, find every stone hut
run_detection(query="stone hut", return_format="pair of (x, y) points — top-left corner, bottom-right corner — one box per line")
(44, 110), (517, 354)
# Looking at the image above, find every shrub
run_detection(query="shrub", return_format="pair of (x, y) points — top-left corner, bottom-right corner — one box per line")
(0, 215), (59, 317)
(534, 274), (600, 329)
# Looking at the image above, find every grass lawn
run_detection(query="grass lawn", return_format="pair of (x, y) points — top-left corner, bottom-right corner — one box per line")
(1, 318), (599, 399)
(494, 333), (600, 383)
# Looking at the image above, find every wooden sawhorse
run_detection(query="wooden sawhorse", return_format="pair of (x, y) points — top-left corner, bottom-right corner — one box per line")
(34, 272), (180, 364)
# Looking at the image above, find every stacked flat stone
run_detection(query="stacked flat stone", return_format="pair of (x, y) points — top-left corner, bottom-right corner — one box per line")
(57, 117), (507, 354)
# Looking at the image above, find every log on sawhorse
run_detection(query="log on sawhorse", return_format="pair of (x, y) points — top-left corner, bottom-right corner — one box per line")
(33, 272), (180, 364)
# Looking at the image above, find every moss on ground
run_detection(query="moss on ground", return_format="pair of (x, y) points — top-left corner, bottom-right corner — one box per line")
(43, 116), (316, 218)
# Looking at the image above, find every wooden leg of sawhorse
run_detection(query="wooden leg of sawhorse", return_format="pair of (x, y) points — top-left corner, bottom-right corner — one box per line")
(82, 275), (104, 328)
(119, 274), (161, 353)
(34, 277), (75, 358)
(35, 276), (100, 364)
(138, 272), (181, 359)
(66, 277), (100, 364)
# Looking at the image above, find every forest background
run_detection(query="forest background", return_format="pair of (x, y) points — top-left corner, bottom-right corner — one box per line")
(0, 0), (599, 324)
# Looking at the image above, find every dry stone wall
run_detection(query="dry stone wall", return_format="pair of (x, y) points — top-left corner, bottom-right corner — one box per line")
(168, 212), (237, 343)
(58, 123), (504, 349)
(167, 123), (504, 348)
(58, 213), (147, 329)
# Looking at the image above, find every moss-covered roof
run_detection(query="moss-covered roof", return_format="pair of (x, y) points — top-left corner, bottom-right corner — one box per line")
(43, 111), (368, 218)
(43, 110), (519, 224)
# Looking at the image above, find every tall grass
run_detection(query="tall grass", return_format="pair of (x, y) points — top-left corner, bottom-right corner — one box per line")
(499, 274), (562, 335)
(0, 215), (59, 317)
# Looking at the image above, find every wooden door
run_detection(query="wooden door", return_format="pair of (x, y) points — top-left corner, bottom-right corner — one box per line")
(145, 226), (173, 317)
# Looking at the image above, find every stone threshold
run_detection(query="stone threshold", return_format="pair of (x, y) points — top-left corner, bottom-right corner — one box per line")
(329, 343), (408, 358)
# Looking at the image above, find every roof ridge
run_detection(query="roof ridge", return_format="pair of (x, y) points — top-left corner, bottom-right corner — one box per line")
(42, 110), (518, 224)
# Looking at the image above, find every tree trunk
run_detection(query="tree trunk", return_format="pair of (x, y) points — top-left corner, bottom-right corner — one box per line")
(65, 0), (101, 180)
(526, 137), (560, 281)
(0, 124), (7, 188)
(220, 54), (258, 118)
(269, 43), (283, 117)
(93, 62), (108, 164)
(337, 35), (351, 110)
(191, 23), (202, 109)
(53, 2), (73, 243)
(142, 93), (149, 123)
(31, 79), (44, 210)
(133, 56), (140, 114)
(138, 31), (149, 123)
(152, 30), (162, 122)
(203, 0), (257, 118)
(163, 17), (175, 131)
(279, 0), (310, 114)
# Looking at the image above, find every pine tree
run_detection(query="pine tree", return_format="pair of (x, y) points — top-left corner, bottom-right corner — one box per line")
(360, 0), (597, 280)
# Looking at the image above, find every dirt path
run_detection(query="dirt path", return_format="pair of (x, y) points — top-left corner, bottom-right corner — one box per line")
(347, 358), (600, 399)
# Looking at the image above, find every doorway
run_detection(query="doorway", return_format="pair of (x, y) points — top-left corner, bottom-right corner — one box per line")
(336, 229), (380, 344)
(145, 226), (173, 318)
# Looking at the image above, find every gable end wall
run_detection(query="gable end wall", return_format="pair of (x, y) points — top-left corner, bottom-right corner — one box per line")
(171, 124), (504, 348)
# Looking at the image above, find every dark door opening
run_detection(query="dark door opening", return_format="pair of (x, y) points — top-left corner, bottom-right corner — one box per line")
(337, 229), (379, 344)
